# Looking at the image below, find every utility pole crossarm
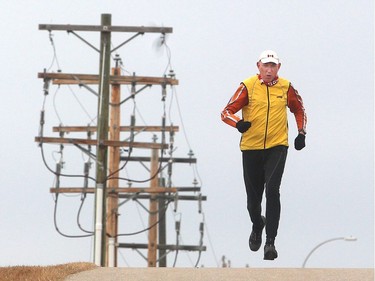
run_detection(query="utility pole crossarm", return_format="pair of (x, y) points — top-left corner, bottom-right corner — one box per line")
(120, 156), (197, 164)
(119, 194), (207, 201)
(50, 187), (201, 194)
(38, 72), (179, 86)
(35, 136), (168, 149)
(118, 243), (206, 252)
(52, 125), (179, 133)
(50, 187), (178, 194)
(39, 24), (173, 34)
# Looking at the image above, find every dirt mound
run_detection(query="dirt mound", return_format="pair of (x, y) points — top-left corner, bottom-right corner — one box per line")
(0, 262), (97, 281)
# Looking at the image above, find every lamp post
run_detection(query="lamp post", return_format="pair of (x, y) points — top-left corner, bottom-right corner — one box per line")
(302, 236), (357, 268)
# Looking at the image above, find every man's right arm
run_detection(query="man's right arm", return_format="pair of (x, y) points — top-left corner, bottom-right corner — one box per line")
(221, 84), (249, 128)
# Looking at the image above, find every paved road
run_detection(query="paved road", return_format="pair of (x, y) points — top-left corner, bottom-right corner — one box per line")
(65, 268), (374, 281)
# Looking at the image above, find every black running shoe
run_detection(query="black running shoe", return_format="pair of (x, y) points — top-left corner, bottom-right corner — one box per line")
(249, 216), (266, 251)
(264, 243), (278, 260)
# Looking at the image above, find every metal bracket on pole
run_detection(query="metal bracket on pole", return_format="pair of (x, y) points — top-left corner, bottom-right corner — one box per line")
(111, 32), (144, 53)
(67, 30), (100, 53)
(73, 75), (99, 96)
(118, 84), (152, 106)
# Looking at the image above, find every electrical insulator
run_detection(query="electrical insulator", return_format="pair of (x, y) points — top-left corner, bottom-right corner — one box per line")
(43, 80), (50, 96)
(84, 162), (90, 176)
(39, 110), (45, 130)
(55, 163), (62, 176)
(188, 149), (194, 158)
(161, 82), (167, 101)
(130, 114), (136, 127)
(59, 127), (65, 138)
(192, 178), (199, 187)
(158, 177), (166, 187)
(130, 115), (136, 135)
(131, 73), (136, 98)
(168, 159), (173, 177)
(131, 84), (136, 98)
(55, 163), (62, 189)
(174, 193), (179, 212)
(161, 115), (166, 144)
(83, 162), (90, 188)
(168, 69), (175, 78)
(198, 193), (202, 214)
(129, 114), (136, 153)
(81, 162), (90, 200)
(175, 221), (181, 234)
(199, 222), (204, 234)
(114, 54), (121, 68)
(169, 125), (175, 147)
(43, 68), (50, 96)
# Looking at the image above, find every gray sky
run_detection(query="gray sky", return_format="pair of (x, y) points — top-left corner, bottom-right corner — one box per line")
(0, 0), (373, 268)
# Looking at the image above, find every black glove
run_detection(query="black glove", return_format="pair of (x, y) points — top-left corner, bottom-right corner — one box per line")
(236, 120), (251, 133)
(294, 134), (306, 150)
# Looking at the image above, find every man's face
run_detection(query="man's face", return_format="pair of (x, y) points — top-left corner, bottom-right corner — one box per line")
(257, 62), (281, 83)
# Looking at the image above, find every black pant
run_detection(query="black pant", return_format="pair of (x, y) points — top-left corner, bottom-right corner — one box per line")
(242, 145), (288, 240)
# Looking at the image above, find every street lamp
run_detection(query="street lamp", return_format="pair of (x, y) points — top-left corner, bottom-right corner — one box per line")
(302, 236), (357, 268)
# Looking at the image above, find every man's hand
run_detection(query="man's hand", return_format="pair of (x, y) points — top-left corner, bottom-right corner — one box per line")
(236, 120), (251, 133)
(294, 134), (306, 150)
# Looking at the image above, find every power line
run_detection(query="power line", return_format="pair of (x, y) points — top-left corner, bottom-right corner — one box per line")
(47, 31), (61, 72)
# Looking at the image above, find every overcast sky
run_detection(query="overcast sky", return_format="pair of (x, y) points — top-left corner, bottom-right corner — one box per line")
(0, 0), (373, 269)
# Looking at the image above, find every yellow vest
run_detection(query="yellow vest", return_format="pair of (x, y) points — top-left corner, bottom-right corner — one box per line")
(241, 75), (290, 150)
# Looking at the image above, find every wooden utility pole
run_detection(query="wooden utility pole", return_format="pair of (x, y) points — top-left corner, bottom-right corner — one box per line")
(94, 14), (112, 266)
(106, 63), (121, 266)
(158, 176), (167, 267)
(148, 137), (160, 267)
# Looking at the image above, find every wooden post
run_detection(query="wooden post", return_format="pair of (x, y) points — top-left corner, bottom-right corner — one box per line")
(94, 13), (112, 267)
(147, 136), (159, 267)
(106, 66), (121, 266)
(158, 177), (167, 267)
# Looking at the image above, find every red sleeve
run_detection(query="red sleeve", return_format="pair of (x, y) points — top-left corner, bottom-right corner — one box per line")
(287, 84), (307, 134)
(221, 83), (249, 128)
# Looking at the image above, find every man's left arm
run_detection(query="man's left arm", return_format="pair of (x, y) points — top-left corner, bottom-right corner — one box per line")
(287, 84), (307, 150)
